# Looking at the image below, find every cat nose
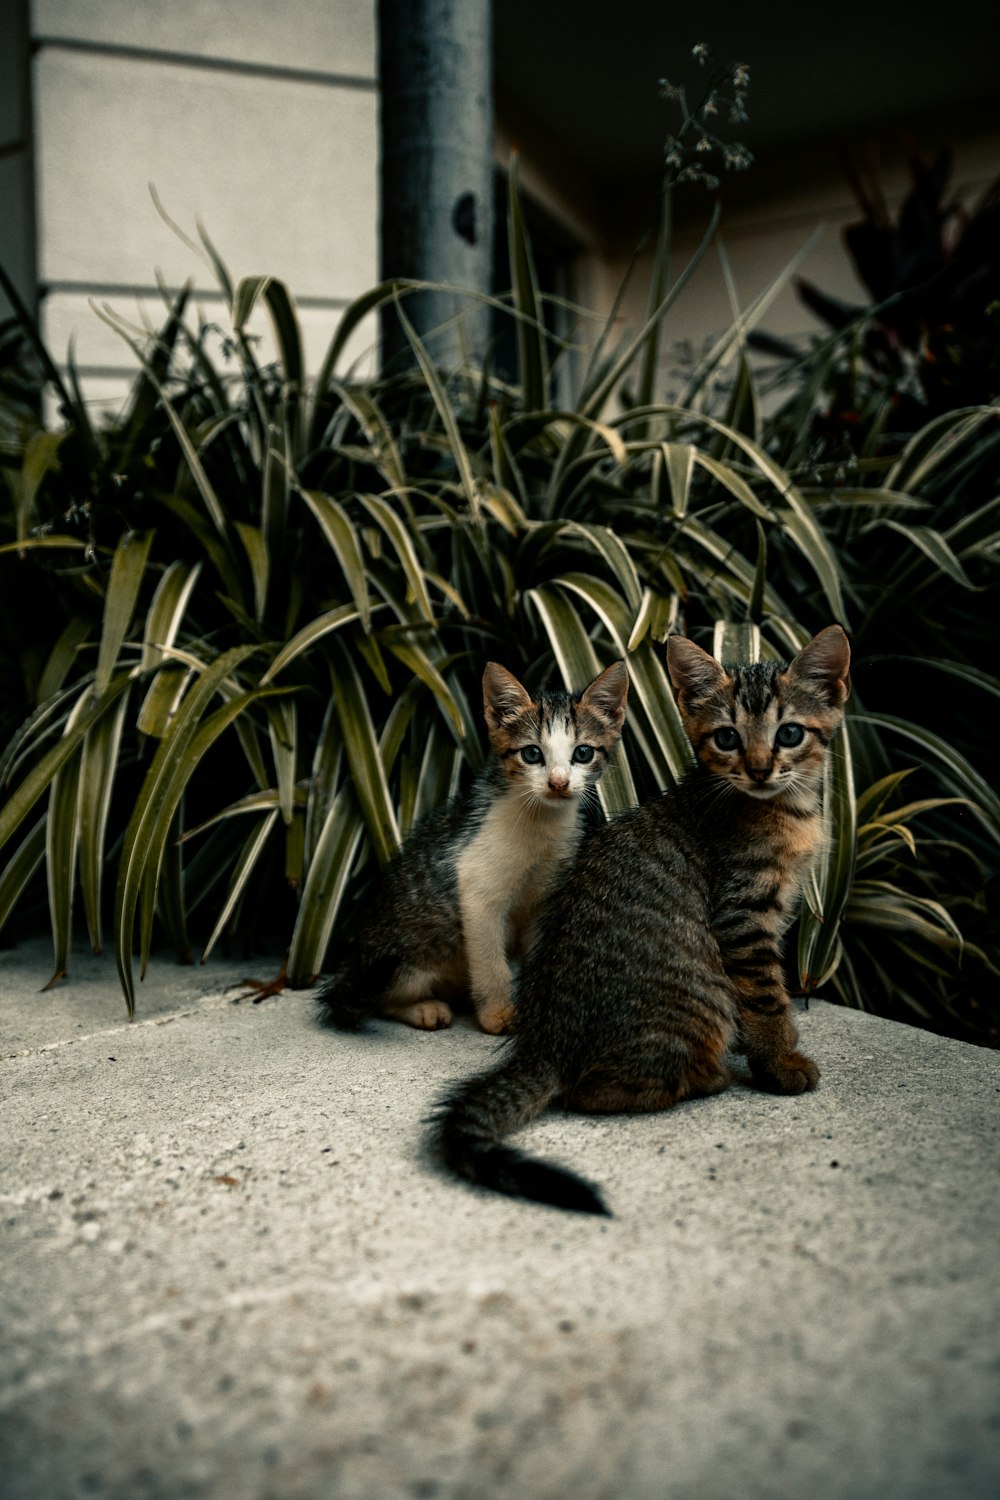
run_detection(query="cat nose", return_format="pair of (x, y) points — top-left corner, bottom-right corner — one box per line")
(746, 753), (773, 782)
(548, 767), (570, 793)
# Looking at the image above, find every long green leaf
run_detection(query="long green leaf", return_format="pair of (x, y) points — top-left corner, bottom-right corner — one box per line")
(561, 521), (642, 613)
(856, 712), (1000, 841)
(310, 279), (411, 446)
(267, 698), (298, 824)
(95, 531), (155, 696)
(113, 645), (259, 1013)
(286, 786), (366, 985)
(636, 182), (672, 413)
(36, 615), (91, 705)
(864, 655), (1000, 705)
(134, 687), (287, 986)
(358, 493), (435, 623)
(232, 276), (303, 389)
(0, 674), (135, 854)
(298, 490), (372, 631)
(879, 520), (979, 591)
(261, 602), (380, 684)
(91, 305), (232, 537)
(578, 201), (722, 421)
(380, 636), (466, 739)
(660, 442), (694, 517)
(16, 432), (66, 544)
(234, 522), (270, 622)
(304, 701), (342, 870)
(141, 560), (202, 672)
(327, 638), (401, 865)
(403, 722), (465, 836)
(0, 536), (90, 556)
(44, 733), (83, 989)
(79, 684), (131, 953)
(202, 810), (281, 963)
(507, 152), (548, 412)
(0, 815), (47, 937)
(393, 295), (480, 518)
(886, 403), (999, 494)
(326, 380), (406, 490)
(152, 805), (192, 964)
(179, 788), (289, 842)
(798, 722), (857, 994)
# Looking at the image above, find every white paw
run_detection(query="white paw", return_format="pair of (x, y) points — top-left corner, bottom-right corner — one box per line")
(395, 1000), (453, 1031)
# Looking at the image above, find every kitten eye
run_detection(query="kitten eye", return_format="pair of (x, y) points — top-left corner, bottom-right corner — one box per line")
(776, 723), (805, 747)
(572, 745), (596, 764)
(520, 745), (544, 765)
(714, 727), (741, 751)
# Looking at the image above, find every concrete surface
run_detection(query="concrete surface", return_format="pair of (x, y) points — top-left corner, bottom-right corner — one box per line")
(2, 935), (999, 1500)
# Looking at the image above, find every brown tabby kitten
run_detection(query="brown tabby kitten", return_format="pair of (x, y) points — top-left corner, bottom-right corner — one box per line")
(316, 660), (628, 1035)
(432, 625), (851, 1214)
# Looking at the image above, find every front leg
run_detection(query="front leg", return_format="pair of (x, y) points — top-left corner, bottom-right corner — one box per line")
(724, 939), (819, 1094)
(461, 897), (515, 1035)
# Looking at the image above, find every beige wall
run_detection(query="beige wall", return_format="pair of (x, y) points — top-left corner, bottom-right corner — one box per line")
(28, 0), (379, 413)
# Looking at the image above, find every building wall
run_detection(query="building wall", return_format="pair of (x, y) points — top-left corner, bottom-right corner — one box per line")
(24, 0), (379, 414)
(10, 4), (997, 417)
(562, 133), (1000, 402)
(0, 0), (36, 320)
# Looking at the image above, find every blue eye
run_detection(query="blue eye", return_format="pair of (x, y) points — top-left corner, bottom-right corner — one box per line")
(572, 745), (596, 764)
(776, 723), (805, 747)
(520, 745), (543, 764)
(714, 727), (740, 751)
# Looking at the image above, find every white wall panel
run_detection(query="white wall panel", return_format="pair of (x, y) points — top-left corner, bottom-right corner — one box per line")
(32, 0), (376, 77)
(34, 49), (377, 306)
(41, 290), (377, 380)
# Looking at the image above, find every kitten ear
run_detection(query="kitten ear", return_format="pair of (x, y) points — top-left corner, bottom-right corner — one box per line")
(483, 663), (533, 725)
(666, 636), (726, 700)
(785, 625), (852, 704)
(579, 660), (628, 727)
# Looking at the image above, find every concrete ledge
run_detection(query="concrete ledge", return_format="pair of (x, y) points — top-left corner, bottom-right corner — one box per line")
(2, 938), (998, 1498)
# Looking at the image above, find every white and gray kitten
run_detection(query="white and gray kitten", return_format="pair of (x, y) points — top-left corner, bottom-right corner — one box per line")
(315, 659), (628, 1034)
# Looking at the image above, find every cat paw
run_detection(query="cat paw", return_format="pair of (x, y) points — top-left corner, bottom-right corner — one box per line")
(395, 1000), (453, 1031)
(476, 1002), (514, 1035)
(753, 1051), (820, 1095)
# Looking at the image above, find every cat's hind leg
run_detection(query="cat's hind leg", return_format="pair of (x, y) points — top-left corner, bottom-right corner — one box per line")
(567, 1030), (731, 1115)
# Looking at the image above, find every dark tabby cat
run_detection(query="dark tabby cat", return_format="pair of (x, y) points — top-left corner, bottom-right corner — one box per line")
(316, 660), (628, 1035)
(432, 625), (851, 1214)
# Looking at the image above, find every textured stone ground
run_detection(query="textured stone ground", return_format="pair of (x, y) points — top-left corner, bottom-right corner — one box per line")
(2, 937), (999, 1499)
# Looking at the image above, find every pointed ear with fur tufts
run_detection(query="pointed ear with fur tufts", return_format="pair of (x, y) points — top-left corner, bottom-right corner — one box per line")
(482, 663), (533, 727)
(784, 625), (852, 705)
(578, 660), (628, 728)
(666, 636), (727, 702)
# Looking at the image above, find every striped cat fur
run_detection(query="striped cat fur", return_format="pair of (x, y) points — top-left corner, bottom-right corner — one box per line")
(432, 625), (851, 1215)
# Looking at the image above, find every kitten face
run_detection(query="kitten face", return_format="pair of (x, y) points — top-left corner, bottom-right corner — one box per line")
(667, 627), (851, 805)
(483, 660), (628, 810)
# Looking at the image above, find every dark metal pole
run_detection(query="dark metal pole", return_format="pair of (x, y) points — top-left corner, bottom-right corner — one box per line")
(378, 0), (494, 368)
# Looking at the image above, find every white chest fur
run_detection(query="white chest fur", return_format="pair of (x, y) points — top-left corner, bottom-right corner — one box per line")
(454, 795), (583, 1030)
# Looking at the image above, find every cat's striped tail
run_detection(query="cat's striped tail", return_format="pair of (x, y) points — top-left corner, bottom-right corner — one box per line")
(431, 1051), (610, 1216)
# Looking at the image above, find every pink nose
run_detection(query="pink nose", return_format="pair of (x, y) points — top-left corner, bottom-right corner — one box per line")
(548, 769), (570, 793)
